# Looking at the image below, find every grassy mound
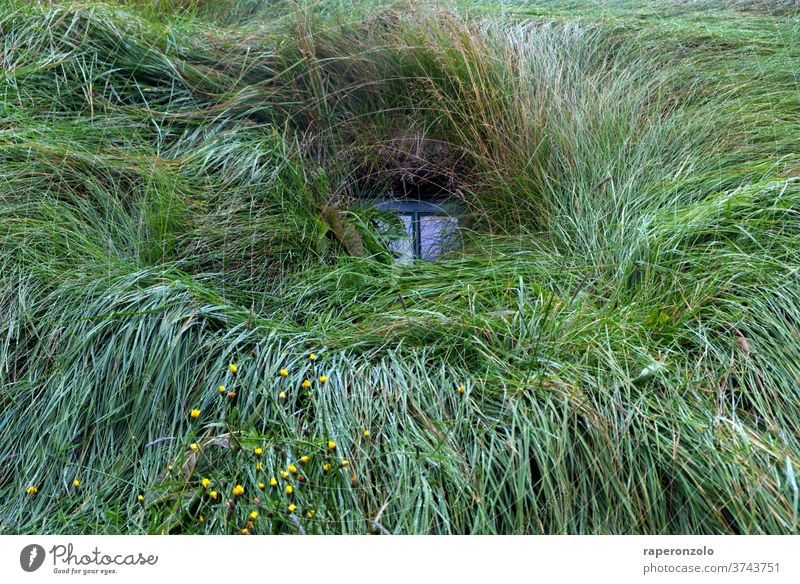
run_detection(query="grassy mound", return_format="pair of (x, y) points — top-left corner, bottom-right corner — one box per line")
(1, 0), (799, 534)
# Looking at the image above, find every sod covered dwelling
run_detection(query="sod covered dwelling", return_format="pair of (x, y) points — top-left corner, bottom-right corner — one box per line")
(1, 0), (799, 535)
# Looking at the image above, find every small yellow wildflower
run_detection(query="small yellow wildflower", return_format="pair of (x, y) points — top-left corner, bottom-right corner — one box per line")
(198, 515), (204, 523)
(258, 482), (265, 489)
(363, 429), (370, 437)
(306, 510), (314, 519)
(73, 479), (80, 488)
(279, 391), (286, 400)
(309, 353), (316, 361)
(229, 363), (238, 374)
(323, 463), (331, 472)
(232, 485), (244, 496)
(288, 464), (297, 474)
(201, 478), (211, 488)
(254, 447), (263, 457)
(256, 462), (263, 471)
(319, 375), (328, 383)
(458, 385), (466, 394)
(241, 528), (249, 535)
(301, 379), (311, 389)
(269, 477), (278, 487)
(300, 455), (310, 464)
(209, 490), (218, 500)
(280, 470), (289, 479)
(167, 465), (173, 472)
(190, 443), (199, 451)
(340, 459), (350, 467)
(219, 385), (226, 394)
(327, 440), (336, 451)
(190, 409), (201, 419)
(250, 511), (258, 520)
(279, 369), (288, 377)
(288, 504), (296, 513)
(137, 494), (144, 502)
(285, 484), (293, 495)
(26, 486), (38, 494)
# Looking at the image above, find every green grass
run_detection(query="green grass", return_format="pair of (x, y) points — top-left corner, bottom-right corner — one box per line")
(1, 0), (799, 534)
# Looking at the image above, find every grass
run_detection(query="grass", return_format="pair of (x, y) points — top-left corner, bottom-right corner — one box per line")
(0, 0), (799, 534)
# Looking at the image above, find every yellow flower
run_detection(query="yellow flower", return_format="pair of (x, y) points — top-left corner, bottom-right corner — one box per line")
(209, 490), (218, 500)
(258, 482), (265, 489)
(279, 391), (286, 400)
(190, 409), (201, 419)
(254, 447), (263, 457)
(190, 443), (199, 451)
(241, 528), (249, 535)
(269, 477), (278, 487)
(250, 511), (258, 520)
(198, 515), (204, 523)
(73, 479), (80, 488)
(458, 385), (466, 394)
(280, 470), (289, 479)
(26, 486), (38, 494)
(288, 504), (296, 513)
(323, 463), (331, 472)
(306, 510), (314, 519)
(227, 391), (237, 399)
(255, 462), (263, 471)
(285, 484), (293, 495)
(219, 385), (226, 394)
(288, 464), (297, 474)
(363, 429), (370, 437)
(327, 440), (336, 451)
(309, 353), (316, 361)
(167, 465), (173, 472)
(229, 363), (238, 374)
(232, 485), (244, 496)
(319, 375), (328, 383)
(340, 459), (350, 467)
(279, 369), (288, 377)
(300, 455), (310, 464)
(201, 478), (211, 488)
(137, 494), (144, 502)
(301, 379), (311, 389)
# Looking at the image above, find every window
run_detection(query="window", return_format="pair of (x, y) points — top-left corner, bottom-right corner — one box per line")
(373, 198), (461, 261)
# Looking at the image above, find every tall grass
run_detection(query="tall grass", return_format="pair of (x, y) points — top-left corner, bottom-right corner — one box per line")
(1, 0), (799, 534)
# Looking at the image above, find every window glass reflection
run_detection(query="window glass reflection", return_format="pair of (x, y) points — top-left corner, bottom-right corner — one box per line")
(386, 214), (414, 263)
(419, 214), (459, 259)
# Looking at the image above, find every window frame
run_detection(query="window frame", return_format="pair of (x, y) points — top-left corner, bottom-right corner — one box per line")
(373, 198), (460, 259)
